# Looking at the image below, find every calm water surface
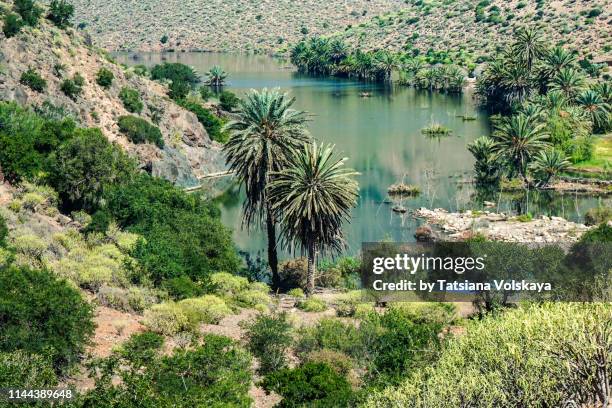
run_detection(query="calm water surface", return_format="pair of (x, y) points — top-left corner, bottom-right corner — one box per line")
(117, 52), (603, 255)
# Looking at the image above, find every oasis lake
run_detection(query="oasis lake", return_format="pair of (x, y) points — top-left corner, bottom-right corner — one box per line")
(117, 52), (602, 256)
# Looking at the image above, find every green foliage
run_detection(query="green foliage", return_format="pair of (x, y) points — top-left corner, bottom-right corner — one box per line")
(117, 115), (164, 148)
(119, 87), (143, 113)
(0, 266), (94, 373)
(287, 288), (305, 298)
(2, 13), (23, 38)
(0, 215), (7, 247)
(0, 351), (57, 389)
(0, 101), (75, 182)
(204, 65), (228, 87)
(96, 285), (162, 313)
(95, 68), (114, 89)
(262, 362), (354, 407)
(296, 297), (327, 312)
(219, 90), (240, 111)
(177, 99), (227, 143)
(143, 302), (190, 335)
(364, 303), (612, 408)
(79, 334), (252, 407)
(48, 128), (136, 211)
(14, 0), (42, 26)
(584, 207), (612, 226)
(178, 295), (232, 325)
(579, 222), (612, 242)
(242, 313), (293, 374)
(60, 73), (85, 100)
(162, 275), (203, 300)
(168, 80), (190, 100)
(199, 86), (213, 101)
(102, 174), (240, 285)
(47, 0), (74, 29)
(150, 62), (200, 84)
(19, 68), (46, 92)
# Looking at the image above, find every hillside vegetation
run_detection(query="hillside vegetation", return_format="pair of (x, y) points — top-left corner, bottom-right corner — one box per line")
(68, 0), (610, 59)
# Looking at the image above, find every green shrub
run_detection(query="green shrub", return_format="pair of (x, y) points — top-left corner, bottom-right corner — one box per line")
(262, 362), (354, 407)
(95, 67), (114, 89)
(2, 13), (23, 38)
(242, 313), (293, 374)
(209, 271), (250, 295)
(296, 318), (363, 359)
(179, 295), (232, 325)
(119, 87), (143, 113)
(47, 0), (74, 28)
(168, 80), (190, 100)
(117, 115), (164, 148)
(0, 266), (94, 373)
(219, 90), (240, 111)
(143, 302), (190, 335)
(119, 331), (164, 366)
(79, 334), (252, 407)
(60, 74), (84, 100)
(279, 257), (308, 290)
(162, 275), (203, 300)
(97, 285), (161, 312)
(297, 297), (327, 312)
(232, 289), (270, 309)
(14, 0), (42, 26)
(0, 351), (57, 389)
(364, 303), (612, 408)
(304, 349), (353, 376)
(0, 215), (8, 247)
(150, 62), (200, 84)
(20, 68), (46, 92)
(48, 128), (136, 211)
(287, 288), (305, 298)
(389, 302), (457, 325)
(177, 99), (227, 143)
(584, 207), (612, 226)
(199, 86), (213, 101)
(335, 297), (358, 317)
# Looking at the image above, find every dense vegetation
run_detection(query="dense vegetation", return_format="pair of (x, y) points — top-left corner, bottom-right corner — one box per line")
(117, 115), (164, 147)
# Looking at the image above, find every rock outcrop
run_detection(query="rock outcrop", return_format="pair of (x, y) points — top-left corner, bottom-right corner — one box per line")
(0, 15), (224, 187)
(414, 208), (591, 243)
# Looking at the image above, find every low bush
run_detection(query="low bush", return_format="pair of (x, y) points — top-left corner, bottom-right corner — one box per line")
(0, 215), (7, 247)
(20, 68), (46, 92)
(304, 349), (353, 376)
(95, 68), (114, 89)
(143, 302), (190, 335)
(279, 257), (308, 290)
(119, 87), (143, 113)
(97, 285), (161, 313)
(3, 13), (23, 38)
(584, 207), (612, 226)
(242, 313), (293, 374)
(60, 73), (85, 100)
(177, 99), (227, 143)
(168, 80), (190, 100)
(150, 62), (200, 84)
(117, 115), (164, 148)
(0, 266), (94, 373)
(219, 90), (240, 111)
(179, 295), (232, 325)
(262, 362), (354, 407)
(162, 275), (203, 300)
(297, 297), (327, 312)
(287, 288), (305, 298)
(388, 302), (457, 325)
(364, 303), (612, 408)
(47, 0), (74, 28)
(0, 351), (57, 389)
(296, 318), (363, 360)
(209, 271), (250, 295)
(15, 0), (43, 26)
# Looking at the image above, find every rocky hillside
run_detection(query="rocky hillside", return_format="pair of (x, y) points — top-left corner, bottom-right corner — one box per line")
(335, 0), (611, 59)
(69, 0), (405, 53)
(0, 3), (223, 188)
(69, 0), (610, 59)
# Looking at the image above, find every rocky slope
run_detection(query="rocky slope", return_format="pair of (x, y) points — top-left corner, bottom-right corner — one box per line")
(68, 0), (609, 59)
(0, 7), (223, 187)
(69, 0), (405, 53)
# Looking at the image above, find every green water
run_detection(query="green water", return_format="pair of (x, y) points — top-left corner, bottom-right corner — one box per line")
(117, 52), (603, 255)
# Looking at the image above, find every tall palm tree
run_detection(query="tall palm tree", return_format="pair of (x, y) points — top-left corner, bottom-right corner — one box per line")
(500, 63), (534, 107)
(549, 68), (585, 102)
(576, 90), (611, 133)
(538, 46), (577, 87)
(375, 51), (397, 81)
(268, 143), (359, 295)
(223, 89), (310, 289)
(205, 65), (228, 87)
(512, 27), (547, 71)
(328, 39), (348, 64)
(492, 113), (550, 179)
(530, 148), (570, 186)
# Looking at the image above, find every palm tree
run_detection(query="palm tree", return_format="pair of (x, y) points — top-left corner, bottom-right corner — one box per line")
(328, 39), (348, 64)
(205, 65), (228, 87)
(512, 27), (546, 71)
(374, 51), (397, 81)
(549, 68), (585, 102)
(576, 90), (611, 133)
(500, 63), (534, 107)
(492, 113), (550, 179)
(467, 136), (502, 185)
(223, 89), (311, 289)
(530, 148), (570, 186)
(268, 142), (359, 295)
(538, 46), (577, 87)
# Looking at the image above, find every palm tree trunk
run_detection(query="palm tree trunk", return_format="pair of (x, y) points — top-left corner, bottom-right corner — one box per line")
(305, 241), (316, 296)
(266, 203), (280, 291)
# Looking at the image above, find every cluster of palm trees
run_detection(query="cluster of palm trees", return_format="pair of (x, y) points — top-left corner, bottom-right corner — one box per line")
(205, 65), (228, 87)
(398, 62), (465, 93)
(223, 89), (359, 294)
(470, 28), (610, 187)
(290, 37), (397, 81)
